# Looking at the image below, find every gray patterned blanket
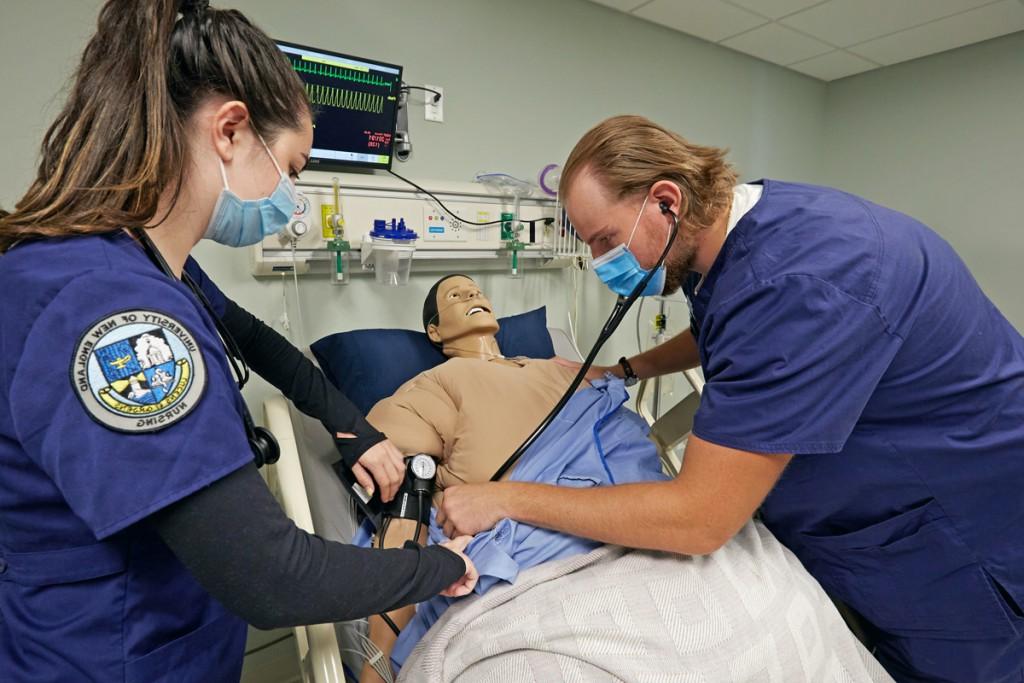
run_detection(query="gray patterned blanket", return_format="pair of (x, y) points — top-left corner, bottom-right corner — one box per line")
(398, 521), (892, 682)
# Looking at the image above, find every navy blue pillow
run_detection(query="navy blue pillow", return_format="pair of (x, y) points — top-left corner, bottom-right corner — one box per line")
(312, 307), (555, 414)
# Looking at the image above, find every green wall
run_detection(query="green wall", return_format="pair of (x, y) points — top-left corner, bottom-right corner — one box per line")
(823, 30), (1024, 330)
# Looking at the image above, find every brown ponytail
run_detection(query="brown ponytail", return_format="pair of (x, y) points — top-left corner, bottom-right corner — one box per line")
(0, 0), (310, 253)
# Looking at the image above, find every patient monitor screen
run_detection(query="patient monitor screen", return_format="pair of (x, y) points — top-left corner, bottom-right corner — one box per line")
(275, 40), (402, 170)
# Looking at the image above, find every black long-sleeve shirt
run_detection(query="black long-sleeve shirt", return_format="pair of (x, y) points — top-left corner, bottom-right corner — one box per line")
(153, 464), (464, 629)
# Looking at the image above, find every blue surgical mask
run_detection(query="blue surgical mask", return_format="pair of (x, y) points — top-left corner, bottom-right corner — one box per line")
(204, 132), (297, 248)
(592, 194), (667, 297)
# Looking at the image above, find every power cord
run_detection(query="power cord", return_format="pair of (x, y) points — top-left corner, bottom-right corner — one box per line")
(399, 84), (442, 103)
(387, 168), (554, 230)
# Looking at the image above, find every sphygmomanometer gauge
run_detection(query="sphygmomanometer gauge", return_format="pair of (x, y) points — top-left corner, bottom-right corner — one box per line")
(409, 454), (437, 480)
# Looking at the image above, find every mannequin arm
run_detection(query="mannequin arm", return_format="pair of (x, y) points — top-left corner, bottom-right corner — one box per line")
(366, 380), (450, 458)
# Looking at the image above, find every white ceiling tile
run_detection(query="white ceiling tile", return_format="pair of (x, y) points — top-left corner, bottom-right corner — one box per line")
(633, 0), (769, 42)
(721, 22), (835, 64)
(588, 0), (653, 11)
(788, 49), (880, 80)
(780, 0), (995, 47)
(848, 0), (1024, 65)
(723, 0), (826, 20)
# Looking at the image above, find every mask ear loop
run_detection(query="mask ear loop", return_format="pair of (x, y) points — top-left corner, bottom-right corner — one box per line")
(255, 130), (287, 178)
(624, 193), (651, 250)
(216, 129), (281, 194)
(255, 130), (299, 211)
(217, 157), (230, 191)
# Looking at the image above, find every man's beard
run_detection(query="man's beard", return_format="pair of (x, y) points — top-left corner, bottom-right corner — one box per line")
(660, 230), (698, 296)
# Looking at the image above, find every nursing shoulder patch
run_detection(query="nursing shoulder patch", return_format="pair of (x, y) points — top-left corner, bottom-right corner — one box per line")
(71, 310), (206, 432)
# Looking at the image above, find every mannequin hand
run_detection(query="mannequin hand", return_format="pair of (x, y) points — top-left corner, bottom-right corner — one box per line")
(340, 435), (405, 503)
(437, 483), (509, 538)
(552, 356), (617, 382)
(438, 535), (479, 598)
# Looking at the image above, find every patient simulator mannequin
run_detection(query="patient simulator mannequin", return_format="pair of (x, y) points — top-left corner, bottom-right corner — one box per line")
(359, 274), (581, 682)
(372, 274), (581, 494)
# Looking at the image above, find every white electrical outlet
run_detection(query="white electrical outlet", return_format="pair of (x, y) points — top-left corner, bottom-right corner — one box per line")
(424, 84), (444, 123)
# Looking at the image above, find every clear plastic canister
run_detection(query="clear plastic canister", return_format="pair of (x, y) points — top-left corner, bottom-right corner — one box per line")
(371, 238), (416, 286)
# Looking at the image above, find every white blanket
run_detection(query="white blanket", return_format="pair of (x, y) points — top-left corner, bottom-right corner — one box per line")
(398, 521), (892, 682)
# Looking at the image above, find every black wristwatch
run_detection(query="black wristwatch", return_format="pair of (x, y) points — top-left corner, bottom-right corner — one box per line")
(618, 356), (639, 387)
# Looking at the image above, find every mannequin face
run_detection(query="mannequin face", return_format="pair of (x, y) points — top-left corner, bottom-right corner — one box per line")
(427, 276), (499, 346)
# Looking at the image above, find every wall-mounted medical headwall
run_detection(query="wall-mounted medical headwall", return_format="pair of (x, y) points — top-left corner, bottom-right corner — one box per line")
(251, 172), (586, 283)
(276, 40), (402, 171)
(261, 38), (590, 285)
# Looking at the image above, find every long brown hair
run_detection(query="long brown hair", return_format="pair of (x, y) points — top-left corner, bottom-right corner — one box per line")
(0, 0), (310, 253)
(560, 115), (737, 232)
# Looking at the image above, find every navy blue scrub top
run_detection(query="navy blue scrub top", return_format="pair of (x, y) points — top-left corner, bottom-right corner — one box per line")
(684, 180), (1024, 642)
(0, 232), (252, 682)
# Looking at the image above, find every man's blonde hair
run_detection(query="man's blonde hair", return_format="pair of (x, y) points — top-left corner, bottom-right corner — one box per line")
(560, 115), (737, 230)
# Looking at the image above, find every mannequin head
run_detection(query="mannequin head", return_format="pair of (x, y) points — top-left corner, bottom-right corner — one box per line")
(423, 275), (502, 359)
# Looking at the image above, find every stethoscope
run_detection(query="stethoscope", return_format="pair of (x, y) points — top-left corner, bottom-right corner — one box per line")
(133, 228), (280, 468)
(490, 201), (680, 481)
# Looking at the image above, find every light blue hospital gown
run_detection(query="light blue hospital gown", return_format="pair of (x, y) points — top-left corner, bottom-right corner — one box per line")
(368, 377), (670, 670)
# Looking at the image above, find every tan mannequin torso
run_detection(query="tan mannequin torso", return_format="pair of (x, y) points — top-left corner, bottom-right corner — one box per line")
(367, 356), (579, 498)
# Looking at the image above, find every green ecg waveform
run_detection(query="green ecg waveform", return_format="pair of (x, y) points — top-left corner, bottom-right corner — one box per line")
(304, 83), (385, 114)
(291, 58), (392, 89)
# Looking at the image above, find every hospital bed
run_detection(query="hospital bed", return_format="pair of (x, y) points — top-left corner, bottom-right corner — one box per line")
(262, 327), (637, 682)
